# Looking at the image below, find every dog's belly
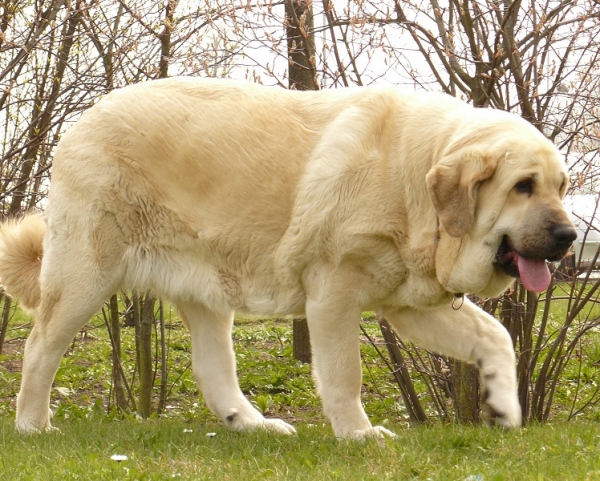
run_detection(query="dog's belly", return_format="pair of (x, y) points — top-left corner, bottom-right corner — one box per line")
(121, 244), (306, 315)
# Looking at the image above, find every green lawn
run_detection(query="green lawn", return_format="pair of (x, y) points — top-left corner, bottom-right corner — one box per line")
(0, 312), (407, 428)
(2, 299), (600, 479)
(1, 418), (599, 480)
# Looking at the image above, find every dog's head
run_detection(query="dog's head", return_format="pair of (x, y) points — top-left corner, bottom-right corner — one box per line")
(426, 109), (576, 297)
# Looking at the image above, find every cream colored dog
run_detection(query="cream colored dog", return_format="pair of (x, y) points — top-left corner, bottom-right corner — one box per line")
(0, 78), (576, 439)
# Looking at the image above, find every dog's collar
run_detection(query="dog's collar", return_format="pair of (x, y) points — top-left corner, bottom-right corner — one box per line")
(452, 293), (464, 310)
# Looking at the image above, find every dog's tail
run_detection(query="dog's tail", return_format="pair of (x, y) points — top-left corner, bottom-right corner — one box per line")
(0, 214), (45, 310)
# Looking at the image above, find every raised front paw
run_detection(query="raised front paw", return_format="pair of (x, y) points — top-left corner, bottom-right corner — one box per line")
(481, 382), (522, 428)
(482, 400), (522, 428)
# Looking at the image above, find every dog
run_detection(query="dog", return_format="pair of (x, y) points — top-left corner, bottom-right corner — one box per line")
(0, 78), (576, 439)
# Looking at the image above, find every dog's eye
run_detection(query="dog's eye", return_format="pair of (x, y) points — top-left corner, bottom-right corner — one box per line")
(514, 178), (534, 195)
(559, 175), (567, 196)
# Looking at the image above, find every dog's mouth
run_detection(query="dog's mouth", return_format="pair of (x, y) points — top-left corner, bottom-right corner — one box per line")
(494, 236), (551, 293)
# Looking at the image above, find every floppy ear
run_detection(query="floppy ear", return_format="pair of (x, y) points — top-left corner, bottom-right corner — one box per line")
(426, 150), (497, 238)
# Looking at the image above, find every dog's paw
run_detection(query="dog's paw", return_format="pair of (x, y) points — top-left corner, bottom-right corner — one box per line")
(16, 409), (56, 434)
(480, 366), (521, 429)
(481, 387), (522, 428)
(342, 425), (397, 441)
(16, 422), (60, 434)
(224, 408), (296, 434)
(482, 401), (521, 428)
(261, 418), (297, 435)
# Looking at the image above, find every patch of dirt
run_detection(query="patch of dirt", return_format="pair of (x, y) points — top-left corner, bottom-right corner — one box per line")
(1, 338), (24, 373)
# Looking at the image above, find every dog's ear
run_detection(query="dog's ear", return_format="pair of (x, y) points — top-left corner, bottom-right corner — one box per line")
(426, 150), (497, 238)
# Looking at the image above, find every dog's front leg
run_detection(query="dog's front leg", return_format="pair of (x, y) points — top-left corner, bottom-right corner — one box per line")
(383, 298), (522, 428)
(306, 298), (396, 440)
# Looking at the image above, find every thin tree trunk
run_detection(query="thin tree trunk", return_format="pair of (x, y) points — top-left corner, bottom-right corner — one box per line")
(129, 0), (178, 418)
(451, 361), (480, 423)
(159, 0), (177, 79)
(285, 0), (318, 90)
(135, 292), (155, 418)
(109, 294), (127, 411)
(0, 295), (12, 355)
(157, 300), (168, 414)
(379, 317), (428, 423)
(292, 318), (312, 364)
(286, 0), (317, 363)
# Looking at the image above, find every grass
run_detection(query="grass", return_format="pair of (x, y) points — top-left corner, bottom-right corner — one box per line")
(2, 298), (600, 479)
(1, 418), (600, 480)
(0, 308), (403, 427)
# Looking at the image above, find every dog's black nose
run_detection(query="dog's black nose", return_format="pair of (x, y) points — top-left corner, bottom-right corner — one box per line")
(552, 224), (578, 246)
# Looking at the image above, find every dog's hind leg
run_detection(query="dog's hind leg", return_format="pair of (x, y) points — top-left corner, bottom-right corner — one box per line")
(16, 232), (121, 433)
(178, 301), (296, 434)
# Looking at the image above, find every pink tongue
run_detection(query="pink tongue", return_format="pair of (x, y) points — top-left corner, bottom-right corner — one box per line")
(517, 255), (551, 293)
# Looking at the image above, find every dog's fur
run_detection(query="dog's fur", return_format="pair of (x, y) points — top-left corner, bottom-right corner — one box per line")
(0, 78), (576, 438)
